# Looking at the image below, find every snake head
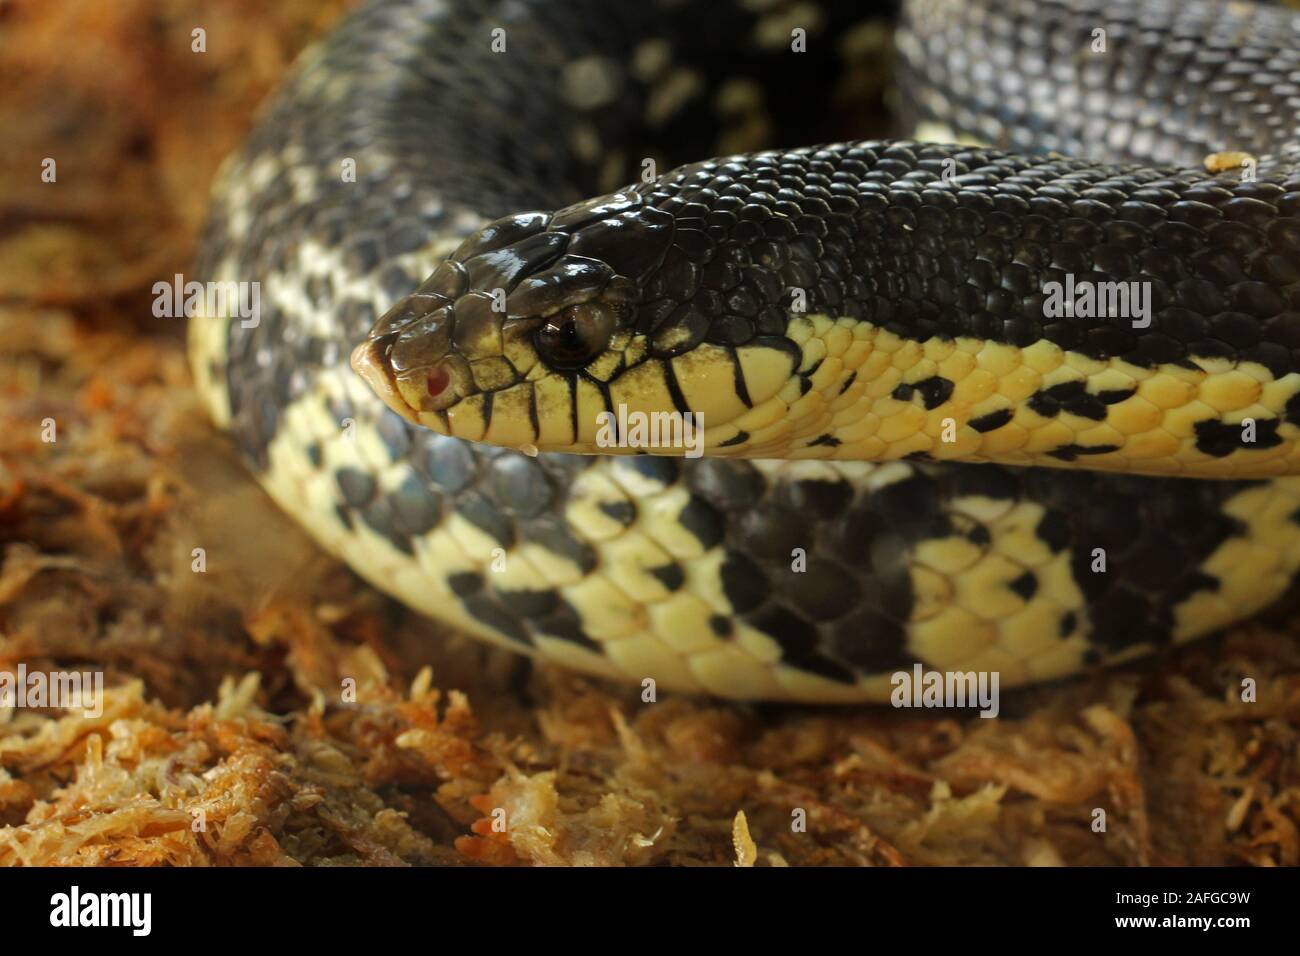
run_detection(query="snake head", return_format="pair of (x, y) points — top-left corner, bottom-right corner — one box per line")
(353, 186), (801, 453)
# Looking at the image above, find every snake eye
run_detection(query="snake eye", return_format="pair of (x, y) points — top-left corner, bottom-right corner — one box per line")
(534, 302), (616, 370)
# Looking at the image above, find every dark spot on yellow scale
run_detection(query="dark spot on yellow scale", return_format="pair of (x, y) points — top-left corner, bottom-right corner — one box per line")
(1026, 381), (1106, 420)
(648, 562), (685, 591)
(1036, 511), (1070, 552)
(892, 376), (954, 410)
(597, 499), (636, 525)
(334, 504), (353, 530)
(718, 430), (750, 447)
(838, 371), (857, 396)
(527, 386), (540, 439)
(727, 345), (753, 407)
(1008, 570), (1038, 600)
(464, 594), (532, 646)
(662, 359), (693, 414)
(677, 495), (724, 548)
(535, 605), (602, 650)
(530, 515), (599, 573)
(808, 433), (841, 447)
(1046, 443), (1121, 461)
(708, 614), (732, 636)
(1059, 611), (1077, 637)
(1286, 392), (1300, 424)
(969, 408), (1013, 433)
(1194, 417), (1282, 456)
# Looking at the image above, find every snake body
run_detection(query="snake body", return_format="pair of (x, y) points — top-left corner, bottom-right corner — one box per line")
(191, 0), (1300, 702)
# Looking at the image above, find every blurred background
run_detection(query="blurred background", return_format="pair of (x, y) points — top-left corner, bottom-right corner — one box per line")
(1, 0), (1298, 867)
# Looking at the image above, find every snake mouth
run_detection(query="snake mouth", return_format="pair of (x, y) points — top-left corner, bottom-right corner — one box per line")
(350, 275), (495, 432)
(349, 339), (417, 421)
(350, 336), (481, 429)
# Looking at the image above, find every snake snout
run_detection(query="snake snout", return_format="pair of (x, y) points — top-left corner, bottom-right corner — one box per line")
(349, 337), (410, 420)
(351, 288), (479, 427)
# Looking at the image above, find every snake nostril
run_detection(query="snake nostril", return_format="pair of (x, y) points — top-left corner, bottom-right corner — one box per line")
(427, 365), (451, 398)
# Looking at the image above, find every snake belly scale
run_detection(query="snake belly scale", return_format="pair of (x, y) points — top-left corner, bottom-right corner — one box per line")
(190, 0), (1300, 702)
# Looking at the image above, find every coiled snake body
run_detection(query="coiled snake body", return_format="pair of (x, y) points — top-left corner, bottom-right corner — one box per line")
(191, 0), (1300, 702)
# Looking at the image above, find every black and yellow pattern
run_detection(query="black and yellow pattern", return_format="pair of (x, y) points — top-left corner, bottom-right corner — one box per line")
(190, 0), (1300, 702)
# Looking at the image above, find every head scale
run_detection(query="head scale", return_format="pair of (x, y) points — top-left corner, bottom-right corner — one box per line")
(352, 180), (802, 454)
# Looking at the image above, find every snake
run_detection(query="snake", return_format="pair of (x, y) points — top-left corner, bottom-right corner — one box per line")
(189, 0), (1300, 703)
